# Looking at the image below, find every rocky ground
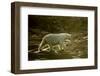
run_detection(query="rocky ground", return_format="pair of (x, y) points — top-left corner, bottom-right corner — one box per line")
(28, 32), (88, 60)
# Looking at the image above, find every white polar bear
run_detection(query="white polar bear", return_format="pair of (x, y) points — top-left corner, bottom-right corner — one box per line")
(36, 33), (71, 53)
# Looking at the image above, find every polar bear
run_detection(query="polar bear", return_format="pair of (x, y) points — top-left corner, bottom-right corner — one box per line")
(36, 33), (71, 53)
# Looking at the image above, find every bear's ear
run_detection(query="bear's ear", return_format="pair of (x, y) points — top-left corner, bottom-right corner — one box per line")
(69, 34), (72, 37)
